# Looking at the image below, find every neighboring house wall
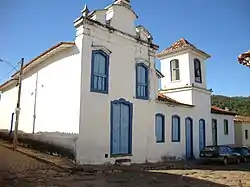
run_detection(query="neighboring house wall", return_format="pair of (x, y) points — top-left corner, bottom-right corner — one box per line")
(241, 122), (250, 147)
(211, 113), (235, 145)
(0, 46), (81, 135)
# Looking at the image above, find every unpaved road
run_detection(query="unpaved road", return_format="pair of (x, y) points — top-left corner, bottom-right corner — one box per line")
(1, 146), (250, 186)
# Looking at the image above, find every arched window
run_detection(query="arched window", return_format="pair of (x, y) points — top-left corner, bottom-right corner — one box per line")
(90, 50), (109, 93)
(136, 63), (149, 99)
(155, 113), (165, 143)
(194, 58), (202, 83)
(170, 59), (180, 81)
(172, 115), (181, 142)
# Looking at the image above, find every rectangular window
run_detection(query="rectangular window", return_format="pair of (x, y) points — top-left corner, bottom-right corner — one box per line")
(224, 119), (229, 135)
(245, 130), (248, 140)
(155, 114), (165, 143)
(136, 63), (149, 100)
(170, 59), (180, 81)
(172, 116), (180, 142)
(90, 50), (109, 94)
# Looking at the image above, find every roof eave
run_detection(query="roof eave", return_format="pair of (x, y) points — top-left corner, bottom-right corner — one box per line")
(156, 69), (164, 78)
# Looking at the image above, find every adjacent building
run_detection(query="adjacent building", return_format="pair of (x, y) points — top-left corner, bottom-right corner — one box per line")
(234, 115), (250, 147)
(0, 0), (236, 164)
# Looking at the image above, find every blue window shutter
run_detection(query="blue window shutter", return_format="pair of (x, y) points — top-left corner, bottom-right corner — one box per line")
(136, 63), (149, 100)
(172, 115), (180, 142)
(90, 50), (109, 94)
(155, 113), (165, 143)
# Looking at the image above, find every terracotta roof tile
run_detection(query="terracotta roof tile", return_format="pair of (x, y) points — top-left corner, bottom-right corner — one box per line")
(156, 38), (210, 58)
(211, 106), (237, 116)
(238, 50), (250, 67)
(157, 93), (194, 107)
(234, 115), (250, 122)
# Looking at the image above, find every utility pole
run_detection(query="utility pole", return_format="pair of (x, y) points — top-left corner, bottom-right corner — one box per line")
(32, 72), (38, 134)
(13, 58), (24, 150)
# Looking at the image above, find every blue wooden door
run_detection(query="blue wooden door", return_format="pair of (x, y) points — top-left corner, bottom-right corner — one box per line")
(111, 99), (132, 156)
(185, 118), (193, 159)
(199, 119), (206, 151)
(111, 102), (121, 155)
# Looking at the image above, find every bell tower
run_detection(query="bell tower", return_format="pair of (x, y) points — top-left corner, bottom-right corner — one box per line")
(156, 38), (212, 106)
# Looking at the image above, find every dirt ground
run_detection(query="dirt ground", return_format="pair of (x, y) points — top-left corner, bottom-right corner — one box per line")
(1, 146), (250, 187)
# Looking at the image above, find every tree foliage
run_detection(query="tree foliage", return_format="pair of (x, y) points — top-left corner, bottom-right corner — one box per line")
(211, 95), (250, 116)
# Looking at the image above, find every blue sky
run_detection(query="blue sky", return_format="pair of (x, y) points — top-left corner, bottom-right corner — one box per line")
(0, 0), (249, 96)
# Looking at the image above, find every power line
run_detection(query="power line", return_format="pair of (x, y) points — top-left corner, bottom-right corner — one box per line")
(0, 58), (19, 71)
(0, 63), (20, 83)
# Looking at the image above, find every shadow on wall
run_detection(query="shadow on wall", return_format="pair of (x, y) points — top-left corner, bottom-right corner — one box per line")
(0, 130), (77, 162)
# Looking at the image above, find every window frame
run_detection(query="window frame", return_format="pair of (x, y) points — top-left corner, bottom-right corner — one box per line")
(172, 115), (181, 142)
(155, 113), (165, 143)
(170, 59), (180, 81)
(135, 63), (149, 100)
(90, 50), (109, 94)
(224, 119), (229, 135)
(194, 58), (202, 83)
(245, 130), (249, 140)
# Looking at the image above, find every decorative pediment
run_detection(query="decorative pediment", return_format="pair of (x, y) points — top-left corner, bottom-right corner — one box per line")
(135, 58), (150, 66)
(91, 43), (112, 55)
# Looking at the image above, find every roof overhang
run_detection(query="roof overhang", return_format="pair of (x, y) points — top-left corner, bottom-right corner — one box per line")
(156, 69), (164, 78)
(156, 46), (211, 60)
(157, 93), (195, 107)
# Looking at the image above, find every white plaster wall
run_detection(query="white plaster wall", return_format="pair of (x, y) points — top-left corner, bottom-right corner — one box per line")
(211, 113), (235, 145)
(76, 22), (159, 164)
(241, 122), (250, 147)
(147, 103), (191, 162)
(163, 89), (193, 105)
(106, 5), (136, 36)
(0, 46), (81, 135)
(160, 53), (191, 90)
(0, 86), (18, 130)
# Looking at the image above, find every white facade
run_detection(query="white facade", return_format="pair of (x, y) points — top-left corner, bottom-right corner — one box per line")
(0, 0), (236, 164)
(211, 113), (235, 146)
